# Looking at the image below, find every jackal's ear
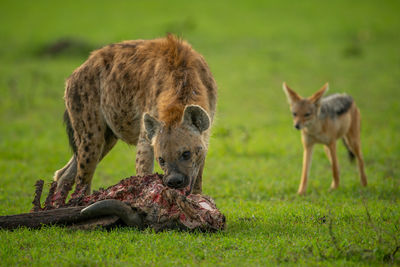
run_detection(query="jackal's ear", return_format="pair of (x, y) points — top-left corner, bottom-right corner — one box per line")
(282, 82), (302, 105)
(143, 113), (161, 140)
(310, 83), (329, 105)
(182, 105), (210, 134)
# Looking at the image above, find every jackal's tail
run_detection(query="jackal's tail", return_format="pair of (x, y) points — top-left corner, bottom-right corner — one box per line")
(342, 138), (355, 162)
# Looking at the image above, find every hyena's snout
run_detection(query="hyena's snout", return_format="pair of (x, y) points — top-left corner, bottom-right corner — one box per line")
(164, 171), (189, 189)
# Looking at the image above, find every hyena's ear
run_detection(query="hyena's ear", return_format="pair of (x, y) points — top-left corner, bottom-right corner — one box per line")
(282, 82), (302, 105)
(143, 113), (161, 140)
(182, 105), (210, 134)
(309, 83), (329, 105)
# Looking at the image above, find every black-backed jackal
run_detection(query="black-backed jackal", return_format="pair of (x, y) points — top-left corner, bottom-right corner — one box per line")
(282, 83), (367, 195)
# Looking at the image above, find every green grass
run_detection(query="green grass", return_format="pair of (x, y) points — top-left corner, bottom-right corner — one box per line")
(1, 0), (399, 265)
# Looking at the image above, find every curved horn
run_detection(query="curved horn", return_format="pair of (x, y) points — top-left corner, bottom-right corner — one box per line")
(81, 199), (144, 228)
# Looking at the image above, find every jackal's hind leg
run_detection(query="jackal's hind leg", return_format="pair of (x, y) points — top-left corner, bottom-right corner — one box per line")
(344, 135), (367, 187)
(324, 145), (332, 165)
(345, 107), (367, 187)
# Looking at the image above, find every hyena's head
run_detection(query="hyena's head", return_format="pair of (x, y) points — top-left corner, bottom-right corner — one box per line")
(282, 82), (329, 130)
(143, 105), (210, 194)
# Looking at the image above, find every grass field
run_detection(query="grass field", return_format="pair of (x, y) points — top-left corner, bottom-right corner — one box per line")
(1, 0), (400, 265)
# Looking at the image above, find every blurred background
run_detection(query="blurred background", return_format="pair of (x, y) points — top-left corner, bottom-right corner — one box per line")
(0, 0), (399, 212)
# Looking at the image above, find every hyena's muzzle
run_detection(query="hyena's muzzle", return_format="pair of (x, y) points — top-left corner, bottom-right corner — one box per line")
(164, 169), (189, 189)
(162, 160), (202, 195)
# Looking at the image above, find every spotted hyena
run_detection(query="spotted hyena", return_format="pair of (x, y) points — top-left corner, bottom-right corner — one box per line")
(54, 34), (217, 195)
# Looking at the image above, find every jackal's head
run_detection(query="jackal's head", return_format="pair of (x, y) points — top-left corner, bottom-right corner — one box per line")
(282, 82), (329, 130)
(143, 105), (210, 194)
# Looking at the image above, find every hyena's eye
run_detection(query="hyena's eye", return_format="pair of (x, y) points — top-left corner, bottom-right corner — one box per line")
(181, 151), (191, 161)
(158, 157), (165, 166)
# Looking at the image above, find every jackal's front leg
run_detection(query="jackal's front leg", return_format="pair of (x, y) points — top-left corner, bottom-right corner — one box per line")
(135, 132), (154, 176)
(298, 144), (314, 195)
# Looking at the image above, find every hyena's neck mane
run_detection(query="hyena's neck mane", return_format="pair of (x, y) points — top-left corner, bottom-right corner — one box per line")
(156, 34), (211, 126)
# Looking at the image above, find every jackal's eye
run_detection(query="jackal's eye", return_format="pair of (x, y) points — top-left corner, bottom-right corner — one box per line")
(181, 151), (191, 161)
(292, 112), (297, 117)
(158, 157), (165, 166)
(304, 112), (311, 117)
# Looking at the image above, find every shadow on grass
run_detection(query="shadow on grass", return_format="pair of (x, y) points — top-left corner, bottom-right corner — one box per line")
(35, 37), (97, 58)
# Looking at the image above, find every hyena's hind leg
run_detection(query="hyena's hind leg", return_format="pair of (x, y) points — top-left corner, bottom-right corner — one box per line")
(344, 107), (367, 187)
(54, 156), (77, 191)
(99, 127), (118, 161)
(74, 122), (118, 194)
(54, 129), (117, 193)
(135, 131), (154, 176)
(62, 80), (120, 194)
(54, 110), (79, 191)
(55, 109), (118, 193)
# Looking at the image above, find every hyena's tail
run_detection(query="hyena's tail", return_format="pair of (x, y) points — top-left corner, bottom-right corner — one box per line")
(64, 110), (77, 154)
(53, 110), (78, 183)
(342, 138), (355, 162)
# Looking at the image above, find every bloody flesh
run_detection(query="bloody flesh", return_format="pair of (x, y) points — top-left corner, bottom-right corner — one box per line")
(29, 173), (225, 231)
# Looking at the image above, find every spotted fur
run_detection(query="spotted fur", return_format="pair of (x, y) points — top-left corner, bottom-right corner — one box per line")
(54, 34), (217, 195)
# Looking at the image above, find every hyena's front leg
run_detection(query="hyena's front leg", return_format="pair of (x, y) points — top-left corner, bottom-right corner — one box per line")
(135, 132), (154, 176)
(192, 161), (205, 194)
